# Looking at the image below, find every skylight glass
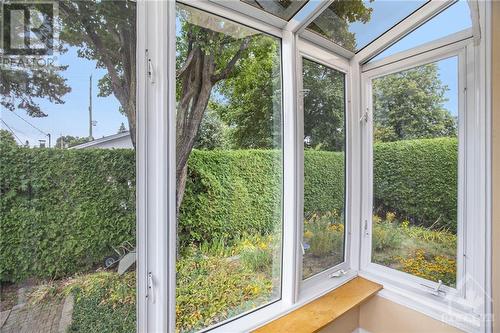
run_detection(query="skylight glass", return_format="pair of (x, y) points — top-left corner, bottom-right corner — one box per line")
(241, 0), (309, 21)
(306, 0), (428, 53)
(371, 1), (473, 62)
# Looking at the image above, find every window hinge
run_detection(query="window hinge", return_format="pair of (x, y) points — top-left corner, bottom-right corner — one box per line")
(148, 58), (155, 84)
(329, 269), (347, 278)
(364, 219), (369, 236)
(147, 272), (156, 303)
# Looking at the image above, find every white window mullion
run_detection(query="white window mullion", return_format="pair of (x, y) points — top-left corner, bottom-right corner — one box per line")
(282, 29), (299, 307)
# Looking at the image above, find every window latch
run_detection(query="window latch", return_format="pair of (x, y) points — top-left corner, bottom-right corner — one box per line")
(147, 272), (156, 304)
(364, 219), (369, 236)
(421, 279), (446, 297)
(329, 269), (347, 278)
(148, 58), (155, 84)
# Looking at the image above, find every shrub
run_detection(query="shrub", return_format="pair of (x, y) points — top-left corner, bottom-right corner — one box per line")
(237, 235), (275, 274)
(398, 249), (456, 287)
(0, 137), (458, 282)
(0, 143), (136, 282)
(373, 137), (458, 230)
(303, 151), (344, 214)
(372, 214), (403, 251)
(66, 272), (136, 333)
(303, 211), (344, 257)
(176, 252), (273, 332)
(179, 150), (282, 246)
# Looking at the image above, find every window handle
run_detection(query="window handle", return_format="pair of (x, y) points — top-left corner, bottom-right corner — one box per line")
(147, 272), (156, 304)
(329, 269), (347, 278)
(148, 58), (155, 84)
(420, 279), (445, 297)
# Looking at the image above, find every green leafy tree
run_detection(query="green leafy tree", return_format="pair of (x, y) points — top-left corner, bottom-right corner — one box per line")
(211, 36), (282, 149)
(193, 110), (228, 150)
(55, 135), (90, 149)
(302, 59), (345, 151)
(0, 129), (17, 147)
(373, 63), (457, 142)
(307, 0), (373, 51)
(117, 122), (127, 134)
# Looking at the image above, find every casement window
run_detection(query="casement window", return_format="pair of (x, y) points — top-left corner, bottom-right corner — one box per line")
(359, 37), (487, 331)
(1, 1), (491, 333)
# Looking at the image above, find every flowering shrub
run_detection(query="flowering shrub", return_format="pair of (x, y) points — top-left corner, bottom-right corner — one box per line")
(303, 211), (344, 257)
(398, 249), (456, 287)
(372, 213), (403, 251)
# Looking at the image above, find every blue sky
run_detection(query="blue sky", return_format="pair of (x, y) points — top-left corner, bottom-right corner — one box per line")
(1, 1), (471, 147)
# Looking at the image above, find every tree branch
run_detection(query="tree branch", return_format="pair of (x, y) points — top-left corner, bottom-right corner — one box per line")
(211, 37), (250, 83)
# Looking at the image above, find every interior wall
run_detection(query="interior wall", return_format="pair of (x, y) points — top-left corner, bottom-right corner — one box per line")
(358, 296), (464, 333)
(318, 306), (359, 333)
(492, 2), (500, 333)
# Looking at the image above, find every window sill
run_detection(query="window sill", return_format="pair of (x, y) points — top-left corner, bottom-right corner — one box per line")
(252, 277), (382, 333)
(358, 270), (483, 333)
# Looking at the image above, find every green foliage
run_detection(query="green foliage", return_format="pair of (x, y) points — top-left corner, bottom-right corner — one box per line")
(193, 109), (229, 150)
(0, 144), (136, 282)
(373, 63), (457, 142)
(302, 59), (346, 151)
(373, 137), (458, 230)
(372, 216), (403, 251)
(307, 1), (372, 51)
(211, 35), (282, 149)
(0, 129), (17, 146)
(1, 137), (457, 282)
(66, 272), (136, 333)
(55, 135), (90, 149)
(176, 251), (273, 332)
(304, 151), (345, 213)
(179, 149), (282, 245)
(303, 211), (344, 257)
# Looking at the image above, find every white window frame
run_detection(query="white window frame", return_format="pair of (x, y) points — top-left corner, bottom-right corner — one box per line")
(358, 36), (488, 333)
(137, 0), (492, 332)
(295, 38), (356, 300)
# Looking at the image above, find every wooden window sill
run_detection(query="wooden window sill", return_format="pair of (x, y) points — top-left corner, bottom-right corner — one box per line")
(252, 276), (382, 333)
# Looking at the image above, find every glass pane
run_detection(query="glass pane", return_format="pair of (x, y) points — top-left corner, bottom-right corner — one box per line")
(241, 0), (309, 21)
(1, 1), (137, 332)
(302, 58), (346, 280)
(176, 4), (282, 332)
(371, 57), (459, 287)
(371, 1), (472, 62)
(306, 0), (427, 53)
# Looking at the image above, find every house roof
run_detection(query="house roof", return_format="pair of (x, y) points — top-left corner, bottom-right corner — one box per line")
(70, 131), (131, 149)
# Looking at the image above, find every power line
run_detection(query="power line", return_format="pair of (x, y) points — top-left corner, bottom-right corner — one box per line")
(10, 111), (49, 136)
(1, 119), (23, 144)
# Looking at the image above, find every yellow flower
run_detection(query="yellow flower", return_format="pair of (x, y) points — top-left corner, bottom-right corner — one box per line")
(386, 212), (396, 223)
(304, 230), (314, 239)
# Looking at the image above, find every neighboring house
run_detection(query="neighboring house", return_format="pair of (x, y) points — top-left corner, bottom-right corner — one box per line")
(71, 131), (133, 149)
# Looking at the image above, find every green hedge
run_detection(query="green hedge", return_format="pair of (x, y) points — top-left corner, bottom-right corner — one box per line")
(373, 137), (458, 230)
(0, 145), (136, 282)
(0, 137), (457, 282)
(180, 150), (282, 244)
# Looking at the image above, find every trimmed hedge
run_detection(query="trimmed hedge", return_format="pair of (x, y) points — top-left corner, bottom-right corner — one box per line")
(0, 137), (457, 282)
(180, 150), (282, 244)
(0, 145), (136, 282)
(373, 137), (458, 230)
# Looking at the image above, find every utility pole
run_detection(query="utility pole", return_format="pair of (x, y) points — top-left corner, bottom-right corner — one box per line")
(89, 74), (93, 140)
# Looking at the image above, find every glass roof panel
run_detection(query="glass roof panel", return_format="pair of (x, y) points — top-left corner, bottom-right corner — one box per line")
(371, 1), (472, 62)
(306, 0), (428, 53)
(241, 0), (309, 21)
